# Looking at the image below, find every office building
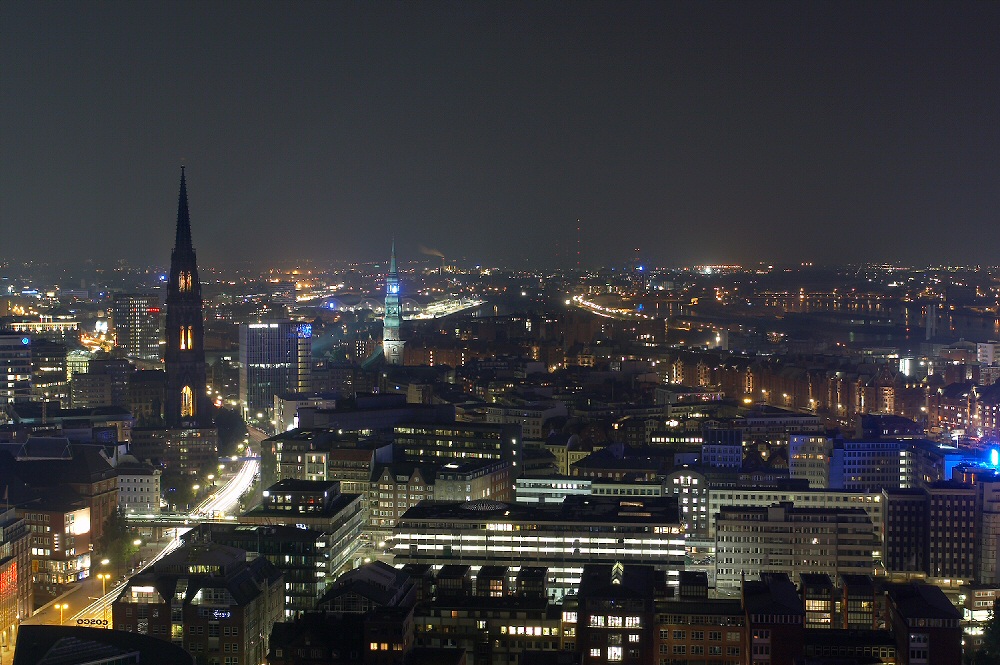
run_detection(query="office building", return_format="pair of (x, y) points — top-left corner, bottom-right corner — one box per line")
(701, 429), (743, 469)
(241, 480), (365, 577)
(714, 503), (877, 589)
(789, 433), (833, 488)
(0, 333), (32, 406)
(183, 524), (330, 618)
(393, 496), (685, 599)
(394, 422), (523, 468)
(485, 400), (568, 442)
(369, 460), (513, 546)
(927, 480), (976, 579)
(71, 371), (114, 408)
(239, 320), (312, 429)
(882, 489), (929, 575)
(707, 487), (884, 541)
(272, 391), (338, 434)
(111, 293), (162, 361)
(29, 339), (68, 406)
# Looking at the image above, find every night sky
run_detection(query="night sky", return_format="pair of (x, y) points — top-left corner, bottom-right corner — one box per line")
(2, 1), (998, 269)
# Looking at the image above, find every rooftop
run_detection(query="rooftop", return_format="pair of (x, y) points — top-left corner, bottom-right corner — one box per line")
(397, 495), (681, 526)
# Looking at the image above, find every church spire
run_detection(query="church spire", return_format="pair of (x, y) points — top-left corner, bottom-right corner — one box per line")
(174, 166), (193, 252)
(389, 239), (397, 276)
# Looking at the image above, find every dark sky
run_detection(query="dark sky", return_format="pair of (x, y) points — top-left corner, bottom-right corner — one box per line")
(2, 1), (999, 269)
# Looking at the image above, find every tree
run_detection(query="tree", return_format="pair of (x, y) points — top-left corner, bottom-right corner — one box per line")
(974, 609), (1000, 665)
(215, 407), (248, 457)
(96, 506), (139, 574)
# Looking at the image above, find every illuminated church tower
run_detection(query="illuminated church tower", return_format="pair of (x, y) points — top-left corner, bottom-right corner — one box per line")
(382, 242), (405, 365)
(164, 167), (212, 428)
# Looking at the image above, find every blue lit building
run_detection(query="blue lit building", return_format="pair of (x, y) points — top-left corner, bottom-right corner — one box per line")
(0, 332), (32, 405)
(239, 320), (312, 430)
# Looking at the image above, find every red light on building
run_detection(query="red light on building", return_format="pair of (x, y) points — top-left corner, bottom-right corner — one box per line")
(0, 561), (16, 600)
(148, 308), (161, 314)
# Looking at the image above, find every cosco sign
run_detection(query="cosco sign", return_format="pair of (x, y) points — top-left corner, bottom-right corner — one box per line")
(77, 618), (109, 626)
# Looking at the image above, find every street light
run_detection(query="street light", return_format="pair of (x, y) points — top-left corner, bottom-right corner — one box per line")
(97, 572), (111, 596)
(55, 603), (68, 625)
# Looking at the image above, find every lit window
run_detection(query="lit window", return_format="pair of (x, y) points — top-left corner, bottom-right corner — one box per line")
(181, 386), (194, 418)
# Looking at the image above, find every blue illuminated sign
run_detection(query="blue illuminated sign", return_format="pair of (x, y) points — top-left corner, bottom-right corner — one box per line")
(298, 324), (312, 339)
(20, 337), (29, 345)
(211, 609), (231, 620)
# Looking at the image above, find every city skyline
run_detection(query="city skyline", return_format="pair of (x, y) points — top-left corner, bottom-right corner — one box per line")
(2, 1), (999, 269)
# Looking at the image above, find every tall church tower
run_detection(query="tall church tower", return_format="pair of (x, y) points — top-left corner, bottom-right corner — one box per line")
(382, 242), (405, 365)
(164, 167), (212, 428)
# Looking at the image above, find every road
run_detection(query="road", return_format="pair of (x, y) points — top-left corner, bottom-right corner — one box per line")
(60, 448), (263, 627)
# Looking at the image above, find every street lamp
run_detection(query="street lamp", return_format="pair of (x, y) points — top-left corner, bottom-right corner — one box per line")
(97, 572), (112, 626)
(55, 603), (68, 625)
(97, 572), (111, 596)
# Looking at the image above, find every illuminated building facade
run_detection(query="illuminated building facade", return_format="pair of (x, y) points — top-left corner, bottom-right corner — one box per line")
(0, 507), (31, 650)
(574, 563), (664, 665)
(164, 167), (213, 430)
(21, 503), (91, 598)
(29, 339), (68, 406)
(0, 332), (32, 406)
(112, 293), (162, 361)
(241, 480), (365, 577)
(382, 243), (404, 365)
(393, 496), (686, 599)
(238, 320), (312, 430)
(714, 504), (877, 590)
(394, 422), (523, 468)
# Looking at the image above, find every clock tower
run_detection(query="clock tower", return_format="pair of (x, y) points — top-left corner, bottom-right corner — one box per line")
(382, 242), (405, 365)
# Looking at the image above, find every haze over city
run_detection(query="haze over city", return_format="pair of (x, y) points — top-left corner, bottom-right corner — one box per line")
(3, 1), (999, 268)
(4, 4), (1000, 665)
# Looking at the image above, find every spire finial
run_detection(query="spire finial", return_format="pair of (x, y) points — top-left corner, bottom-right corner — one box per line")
(175, 166), (193, 251)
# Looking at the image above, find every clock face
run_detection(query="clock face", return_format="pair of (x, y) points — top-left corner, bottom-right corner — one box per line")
(388, 283), (399, 294)
(387, 305), (399, 316)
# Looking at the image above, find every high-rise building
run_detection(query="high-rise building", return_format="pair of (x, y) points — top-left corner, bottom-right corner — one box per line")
(239, 320), (312, 429)
(29, 338), (68, 406)
(111, 293), (162, 361)
(382, 243), (404, 365)
(163, 167), (212, 429)
(0, 333), (32, 406)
